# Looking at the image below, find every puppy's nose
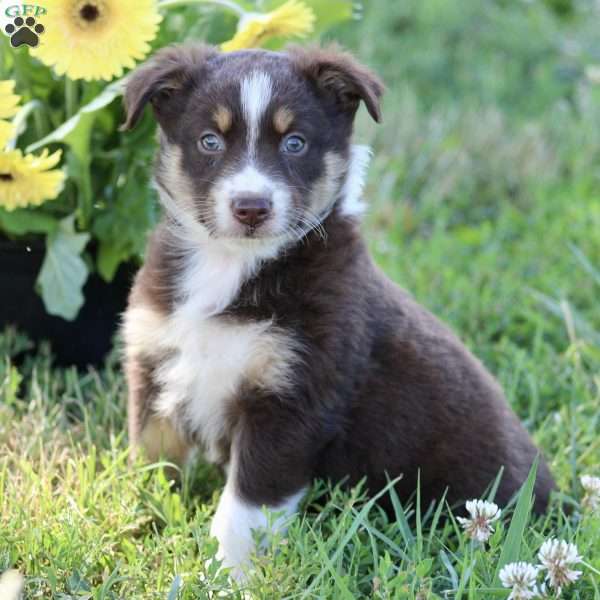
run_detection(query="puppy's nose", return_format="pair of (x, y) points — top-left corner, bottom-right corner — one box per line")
(232, 195), (272, 227)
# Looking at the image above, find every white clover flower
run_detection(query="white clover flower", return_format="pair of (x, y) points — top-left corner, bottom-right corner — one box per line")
(456, 499), (501, 542)
(581, 475), (600, 511)
(499, 562), (540, 600)
(538, 538), (582, 594)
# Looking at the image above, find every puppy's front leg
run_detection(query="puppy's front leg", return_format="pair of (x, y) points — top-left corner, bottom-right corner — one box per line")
(210, 474), (306, 580)
(209, 399), (315, 580)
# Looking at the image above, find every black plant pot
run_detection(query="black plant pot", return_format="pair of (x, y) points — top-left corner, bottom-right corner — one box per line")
(0, 236), (138, 367)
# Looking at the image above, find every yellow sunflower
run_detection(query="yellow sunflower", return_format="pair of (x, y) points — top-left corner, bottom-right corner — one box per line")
(0, 81), (20, 120)
(0, 120), (14, 150)
(0, 149), (65, 211)
(30, 0), (162, 81)
(0, 80), (20, 149)
(222, 0), (315, 52)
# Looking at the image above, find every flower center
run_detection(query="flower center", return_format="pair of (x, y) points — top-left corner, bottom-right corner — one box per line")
(80, 3), (100, 22)
(0, 173), (14, 182)
(73, 0), (107, 29)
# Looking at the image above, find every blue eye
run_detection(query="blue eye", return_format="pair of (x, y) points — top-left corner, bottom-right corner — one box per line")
(282, 134), (306, 155)
(199, 133), (225, 153)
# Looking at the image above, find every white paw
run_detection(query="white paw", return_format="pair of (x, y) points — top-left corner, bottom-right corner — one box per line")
(208, 482), (306, 583)
(0, 570), (24, 600)
(209, 486), (258, 579)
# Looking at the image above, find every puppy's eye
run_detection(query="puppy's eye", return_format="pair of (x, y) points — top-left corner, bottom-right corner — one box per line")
(281, 134), (306, 155)
(199, 133), (225, 154)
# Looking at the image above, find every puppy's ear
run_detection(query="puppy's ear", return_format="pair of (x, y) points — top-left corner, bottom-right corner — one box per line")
(287, 44), (384, 123)
(122, 44), (217, 130)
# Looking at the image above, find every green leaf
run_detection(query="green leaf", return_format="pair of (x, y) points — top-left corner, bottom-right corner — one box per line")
(97, 240), (129, 282)
(304, 0), (355, 31)
(63, 111), (95, 166)
(493, 456), (539, 585)
(37, 216), (90, 321)
(92, 161), (157, 281)
(0, 209), (59, 236)
(66, 149), (94, 227)
(25, 79), (124, 156)
(416, 557), (434, 578)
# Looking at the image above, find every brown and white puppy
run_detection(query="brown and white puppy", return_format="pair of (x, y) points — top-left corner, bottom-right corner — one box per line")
(122, 44), (555, 577)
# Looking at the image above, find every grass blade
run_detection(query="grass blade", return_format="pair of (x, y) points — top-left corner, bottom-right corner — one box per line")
(569, 243), (600, 288)
(300, 477), (402, 599)
(167, 575), (182, 600)
(486, 467), (504, 504)
(493, 456), (538, 585)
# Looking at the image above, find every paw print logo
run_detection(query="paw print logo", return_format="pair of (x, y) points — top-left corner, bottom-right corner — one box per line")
(4, 16), (45, 48)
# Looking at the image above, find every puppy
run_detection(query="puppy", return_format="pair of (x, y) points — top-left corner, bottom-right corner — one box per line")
(122, 44), (555, 577)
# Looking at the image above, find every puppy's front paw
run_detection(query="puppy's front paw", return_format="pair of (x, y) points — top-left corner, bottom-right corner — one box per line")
(209, 492), (257, 582)
(204, 553), (250, 584)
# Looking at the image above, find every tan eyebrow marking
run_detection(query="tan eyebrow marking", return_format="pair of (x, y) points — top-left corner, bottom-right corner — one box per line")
(273, 107), (294, 134)
(213, 105), (232, 133)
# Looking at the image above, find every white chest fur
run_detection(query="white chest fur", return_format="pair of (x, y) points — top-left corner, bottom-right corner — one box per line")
(124, 239), (297, 464)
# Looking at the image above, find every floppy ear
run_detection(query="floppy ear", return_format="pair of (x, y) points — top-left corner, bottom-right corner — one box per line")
(122, 44), (217, 130)
(287, 44), (384, 123)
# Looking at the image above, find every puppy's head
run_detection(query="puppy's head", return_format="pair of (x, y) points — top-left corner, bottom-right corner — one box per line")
(123, 44), (383, 245)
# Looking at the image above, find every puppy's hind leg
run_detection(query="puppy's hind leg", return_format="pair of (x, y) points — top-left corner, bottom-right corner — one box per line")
(126, 355), (192, 472)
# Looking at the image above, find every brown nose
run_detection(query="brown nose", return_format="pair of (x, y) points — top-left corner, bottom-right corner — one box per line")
(232, 196), (272, 227)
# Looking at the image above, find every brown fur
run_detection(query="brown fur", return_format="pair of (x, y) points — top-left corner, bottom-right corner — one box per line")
(226, 217), (554, 511)
(122, 44), (555, 519)
(287, 43), (385, 123)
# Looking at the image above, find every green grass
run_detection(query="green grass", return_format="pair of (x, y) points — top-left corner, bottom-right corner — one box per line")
(2, 0), (600, 597)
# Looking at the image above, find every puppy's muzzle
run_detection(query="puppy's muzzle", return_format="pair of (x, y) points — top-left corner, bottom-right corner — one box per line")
(231, 194), (273, 229)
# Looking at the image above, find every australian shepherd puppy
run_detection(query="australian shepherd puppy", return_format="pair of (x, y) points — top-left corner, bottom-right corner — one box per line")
(121, 44), (555, 578)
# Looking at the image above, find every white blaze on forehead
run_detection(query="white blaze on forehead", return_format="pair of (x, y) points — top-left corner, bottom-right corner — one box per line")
(240, 71), (273, 159)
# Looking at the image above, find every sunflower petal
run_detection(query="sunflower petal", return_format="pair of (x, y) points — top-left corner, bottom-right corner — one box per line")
(222, 0), (316, 52)
(0, 120), (15, 150)
(0, 80), (21, 120)
(0, 148), (65, 211)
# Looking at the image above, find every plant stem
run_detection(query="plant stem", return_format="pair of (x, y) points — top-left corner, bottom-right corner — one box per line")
(65, 78), (78, 119)
(158, 0), (245, 16)
(582, 561), (600, 576)
(65, 78), (81, 227)
(32, 103), (49, 140)
(0, 38), (9, 79)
